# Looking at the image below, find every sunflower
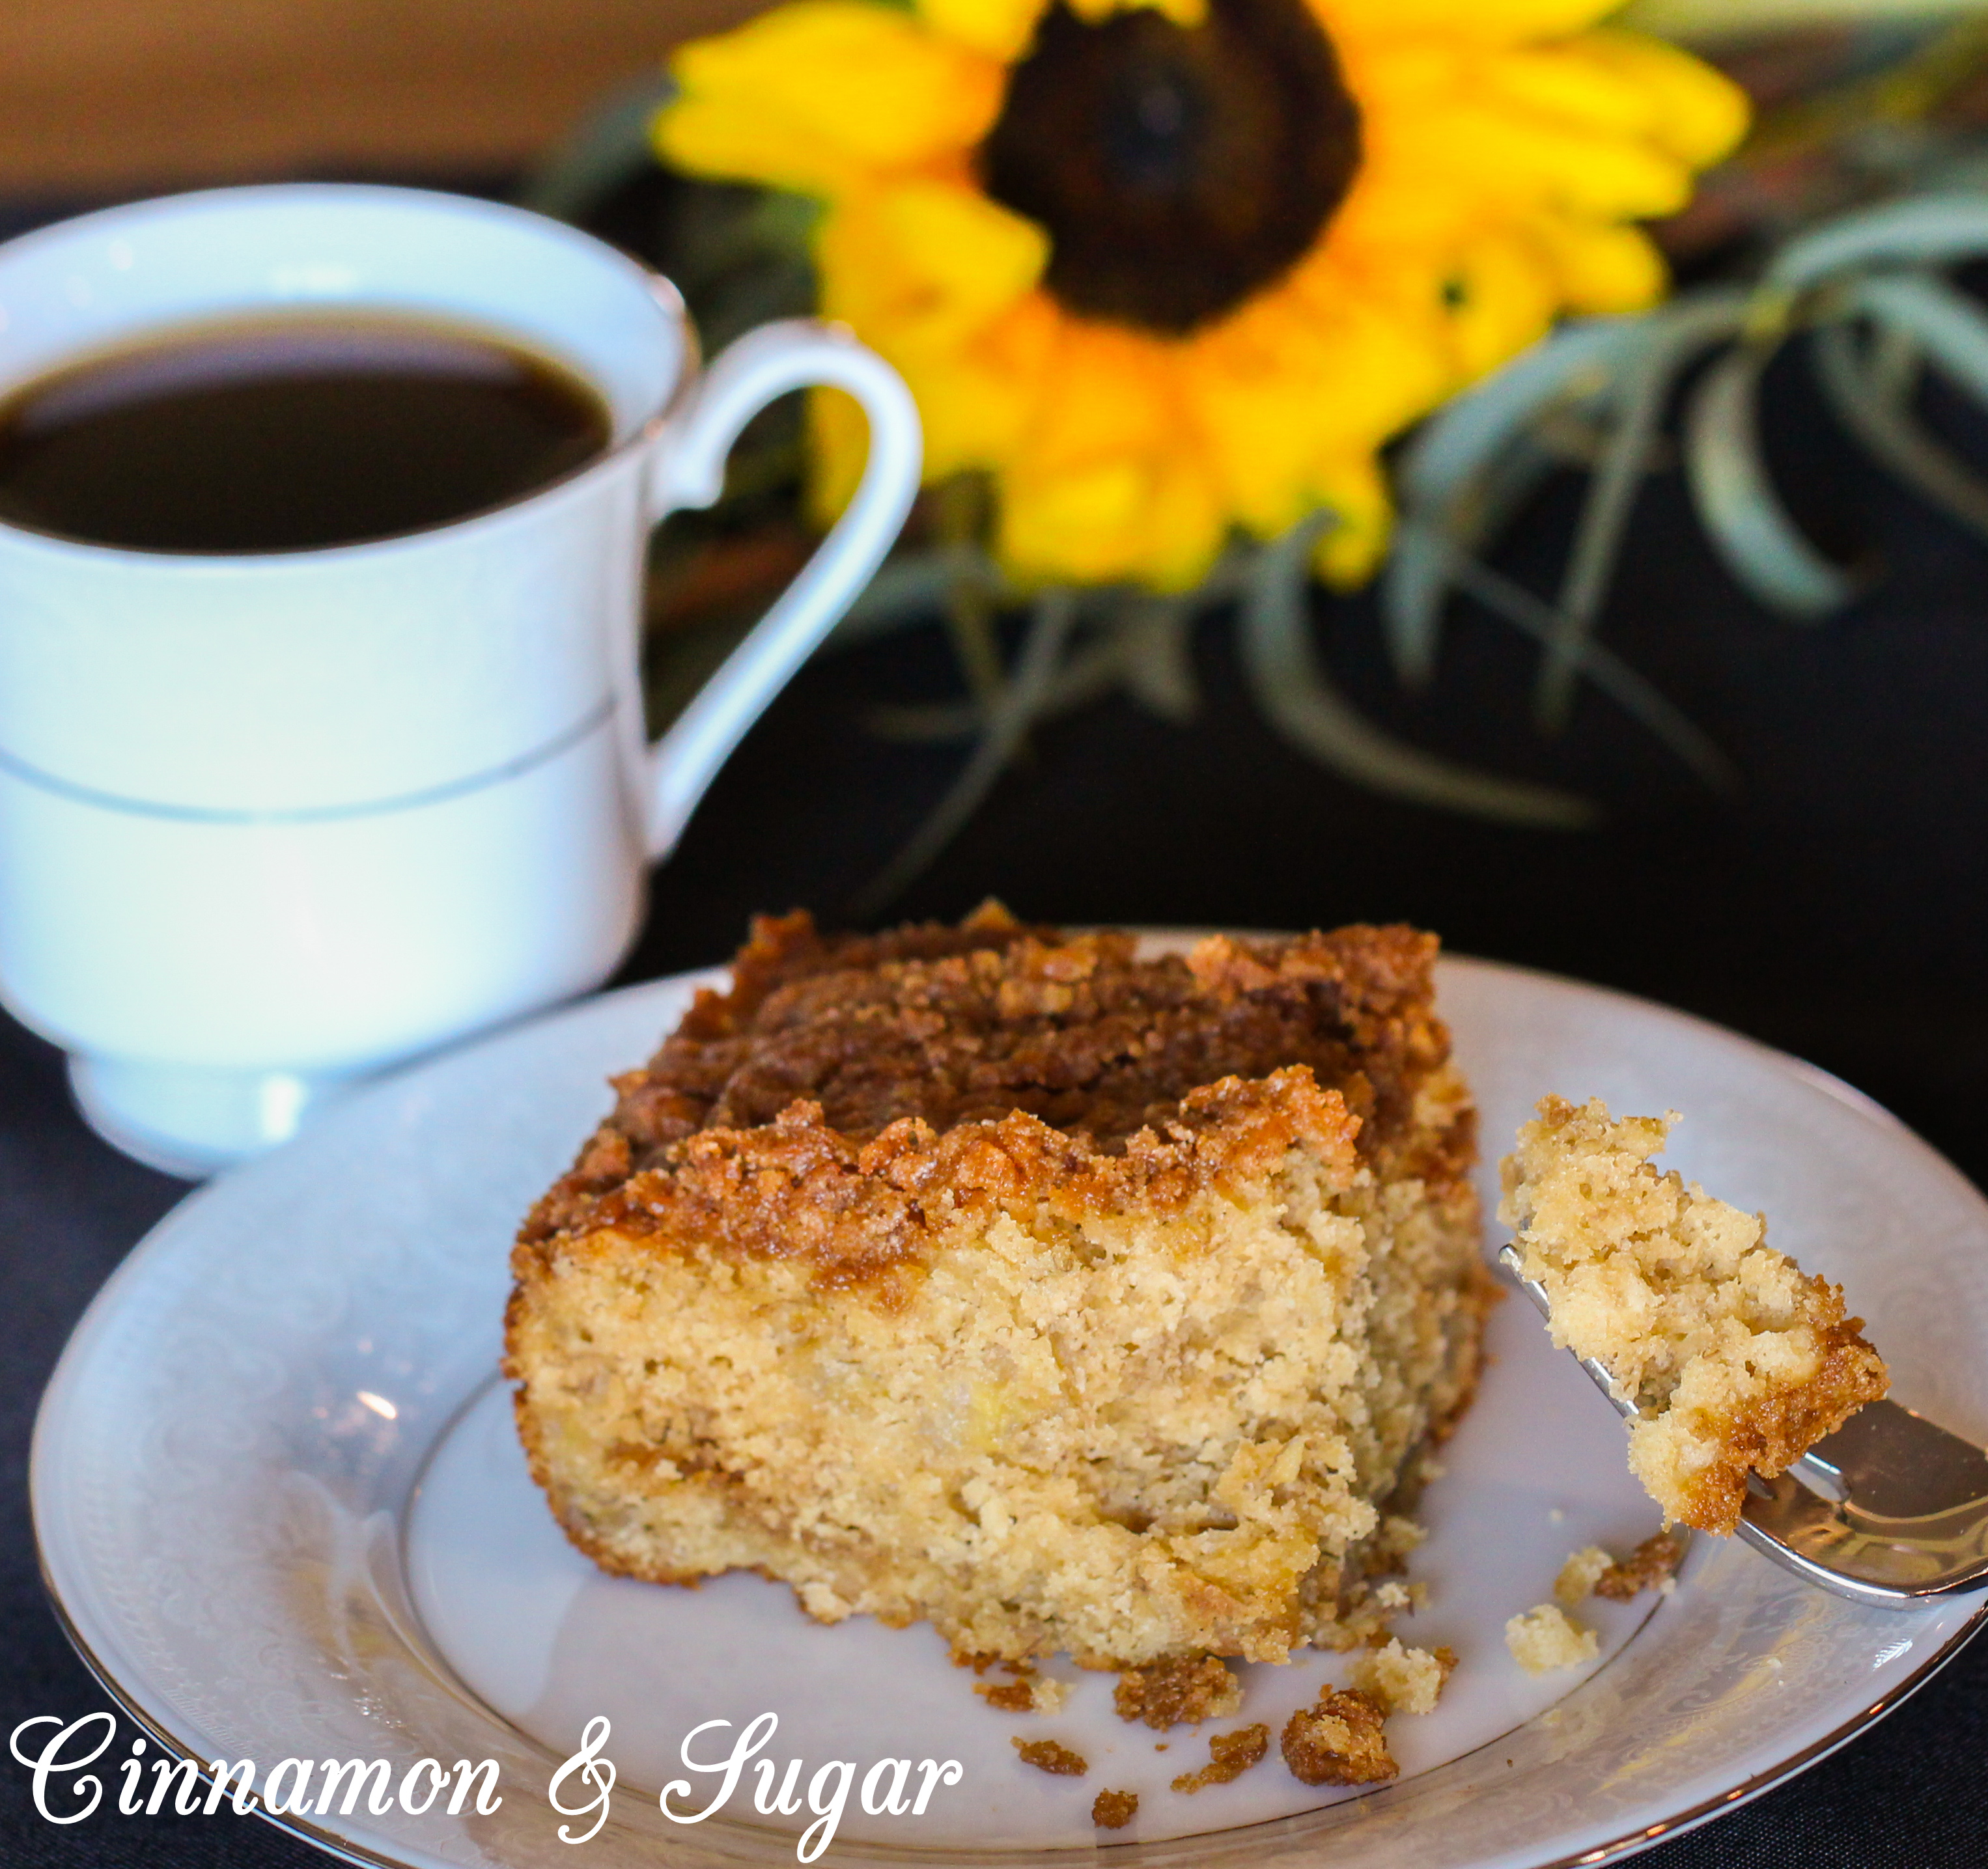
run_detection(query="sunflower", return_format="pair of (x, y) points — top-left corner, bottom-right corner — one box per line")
(656, 0), (1745, 591)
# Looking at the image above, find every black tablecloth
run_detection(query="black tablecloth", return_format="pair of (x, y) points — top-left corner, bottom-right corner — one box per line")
(5, 215), (1988, 1864)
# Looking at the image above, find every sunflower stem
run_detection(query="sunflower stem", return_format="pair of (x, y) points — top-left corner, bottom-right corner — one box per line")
(853, 587), (1082, 917)
(1120, 596), (1201, 723)
(864, 623), (1130, 743)
(932, 475), (1009, 724)
(1538, 296), (1748, 732)
(1240, 518), (1597, 830)
(1431, 540), (1740, 793)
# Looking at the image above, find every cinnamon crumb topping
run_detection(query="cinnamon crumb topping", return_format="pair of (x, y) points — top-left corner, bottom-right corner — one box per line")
(1013, 1737), (1087, 1777)
(1092, 1788), (1139, 1829)
(1113, 1655), (1244, 1730)
(524, 1068), (1361, 1299)
(1171, 1724), (1270, 1793)
(524, 909), (1464, 1260)
(1281, 1687), (1398, 1786)
(1595, 1530), (1687, 1600)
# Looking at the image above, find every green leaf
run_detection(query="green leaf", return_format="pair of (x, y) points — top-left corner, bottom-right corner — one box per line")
(854, 589), (1082, 913)
(1388, 318), (1643, 686)
(1770, 192), (1988, 294)
(1537, 294), (1748, 728)
(1684, 343), (1858, 617)
(1814, 318), (1988, 541)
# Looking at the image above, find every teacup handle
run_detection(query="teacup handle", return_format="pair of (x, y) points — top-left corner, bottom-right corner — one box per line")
(641, 320), (921, 860)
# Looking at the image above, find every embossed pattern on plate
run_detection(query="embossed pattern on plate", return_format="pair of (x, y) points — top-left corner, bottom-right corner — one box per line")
(32, 950), (1988, 1869)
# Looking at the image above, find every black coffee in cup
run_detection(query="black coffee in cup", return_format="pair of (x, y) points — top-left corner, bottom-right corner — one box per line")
(0, 311), (613, 553)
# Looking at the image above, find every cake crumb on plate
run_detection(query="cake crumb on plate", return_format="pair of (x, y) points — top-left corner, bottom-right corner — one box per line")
(1349, 1638), (1457, 1715)
(1013, 1737), (1087, 1777)
(1092, 1788), (1138, 1828)
(1554, 1546), (1613, 1607)
(1171, 1724), (1270, 1793)
(1505, 1603), (1599, 1674)
(1281, 1688), (1398, 1786)
(1597, 1531), (1686, 1600)
(976, 1661), (1069, 1713)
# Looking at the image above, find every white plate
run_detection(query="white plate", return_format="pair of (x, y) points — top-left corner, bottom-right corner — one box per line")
(33, 948), (1988, 1869)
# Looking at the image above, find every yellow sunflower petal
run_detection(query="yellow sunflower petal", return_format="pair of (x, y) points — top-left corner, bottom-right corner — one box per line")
(997, 449), (1225, 590)
(998, 456), (1148, 583)
(1481, 35), (1747, 174)
(1532, 214), (1666, 314)
(805, 385), (872, 527)
(926, 294), (1064, 465)
(1070, 0), (1209, 28)
(817, 182), (1048, 354)
(916, 0), (1045, 62)
(1317, 0), (1624, 45)
(1186, 286), (1448, 534)
(1444, 228), (1561, 380)
(1134, 455), (1230, 590)
(657, 3), (1003, 197)
(1012, 322), (1177, 471)
(812, 187), (1048, 481)
(889, 340), (1044, 478)
(812, 294), (1057, 522)
(1407, 102), (1698, 219)
(1575, 31), (1750, 169)
(994, 322), (1199, 582)
(1310, 454), (1394, 590)
(1485, 44), (1675, 136)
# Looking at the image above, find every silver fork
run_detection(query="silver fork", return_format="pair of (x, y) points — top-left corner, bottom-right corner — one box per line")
(1498, 1244), (1988, 1609)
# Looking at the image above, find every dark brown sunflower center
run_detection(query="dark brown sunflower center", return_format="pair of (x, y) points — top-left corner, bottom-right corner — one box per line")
(979, 0), (1361, 336)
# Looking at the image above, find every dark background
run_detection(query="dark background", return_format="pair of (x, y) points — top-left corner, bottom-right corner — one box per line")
(4, 199), (1988, 1865)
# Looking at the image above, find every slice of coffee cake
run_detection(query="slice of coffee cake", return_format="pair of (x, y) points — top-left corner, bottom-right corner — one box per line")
(506, 908), (1492, 1668)
(1500, 1096), (1888, 1534)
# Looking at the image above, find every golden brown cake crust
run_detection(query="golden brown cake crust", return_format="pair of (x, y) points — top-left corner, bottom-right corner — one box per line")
(1013, 1739), (1087, 1777)
(1668, 1310), (1887, 1534)
(523, 906), (1466, 1250)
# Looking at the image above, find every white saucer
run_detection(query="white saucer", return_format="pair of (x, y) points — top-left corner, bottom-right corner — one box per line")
(33, 947), (1988, 1869)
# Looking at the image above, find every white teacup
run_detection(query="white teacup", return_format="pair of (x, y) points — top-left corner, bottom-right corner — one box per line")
(0, 185), (921, 1176)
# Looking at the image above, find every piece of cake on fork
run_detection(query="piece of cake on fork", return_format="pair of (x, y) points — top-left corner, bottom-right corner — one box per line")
(505, 906), (1494, 1670)
(1500, 1096), (1889, 1534)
